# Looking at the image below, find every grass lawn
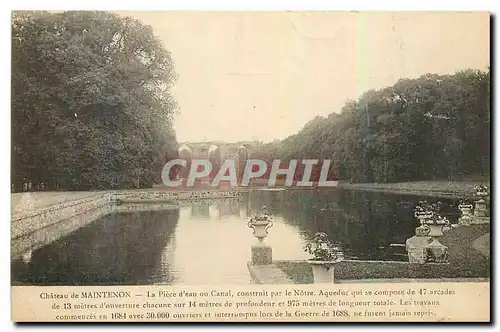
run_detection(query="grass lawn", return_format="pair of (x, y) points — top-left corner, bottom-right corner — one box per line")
(340, 181), (489, 198)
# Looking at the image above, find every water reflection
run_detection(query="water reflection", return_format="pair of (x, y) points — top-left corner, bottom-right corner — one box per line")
(11, 189), (460, 285)
(160, 201), (309, 286)
(190, 202), (210, 219)
(188, 199), (246, 220)
(12, 209), (180, 285)
(245, 189), (459, 261)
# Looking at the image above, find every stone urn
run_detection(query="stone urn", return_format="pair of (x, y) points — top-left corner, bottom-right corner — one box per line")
(304, 232), (341, 283)
(247, 206), (273, 243)
(308, 261), (336, 284)
(426, 224), (444, 237)
(476, 189), (489, 199)
(409, 201), (450, 264)
(459, 203), (474, 216)
(421, 213), (450, 237)
(406, 225), (431, 263)
(473, 185), (490, 218)
(248, 206), (274, 265)
(458, 203), (474, 226)
(425, 238), (450, 263)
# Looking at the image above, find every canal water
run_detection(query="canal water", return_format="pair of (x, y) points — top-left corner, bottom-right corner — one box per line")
(11, 189), (460, 286)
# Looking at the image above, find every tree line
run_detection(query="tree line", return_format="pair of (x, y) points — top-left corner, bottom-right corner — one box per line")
(11, 11), (490, 191)
(11, 11), (179, 192)
(252, 69), (490, 183)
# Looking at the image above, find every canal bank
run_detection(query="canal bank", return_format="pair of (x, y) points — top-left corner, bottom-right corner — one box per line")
(338, 181), (487, 199)
(10, 185), (484, 262)
(252, 223), (490, 284)
(11, 187), (490, 286)
(11, 189), (243, 261)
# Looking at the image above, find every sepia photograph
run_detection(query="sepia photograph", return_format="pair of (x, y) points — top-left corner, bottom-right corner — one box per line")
(9, 10), (490, 322)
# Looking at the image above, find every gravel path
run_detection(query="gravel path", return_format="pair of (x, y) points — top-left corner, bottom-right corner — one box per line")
(11, 191), (101, 216)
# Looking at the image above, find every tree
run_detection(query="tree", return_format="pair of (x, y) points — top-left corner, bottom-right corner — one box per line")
(11, 11), (178, 191)
(250, 69), (490, 184)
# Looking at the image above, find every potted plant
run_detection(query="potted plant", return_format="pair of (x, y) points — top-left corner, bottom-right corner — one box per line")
(414, 201), (434, 223)
(473, 185), (490, 218)
(247, 206), (274, 242)
(304, 232), (342, 283)
(414, 201), (449, 236)
(431, 215), (452, 235)
(474, 184), (489, 198)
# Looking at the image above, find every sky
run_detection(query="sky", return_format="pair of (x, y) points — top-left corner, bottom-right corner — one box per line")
(119, 11), (490, 143)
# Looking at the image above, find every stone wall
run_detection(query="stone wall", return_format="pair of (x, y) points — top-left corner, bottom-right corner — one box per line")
(11, 189), (244, 260)
(112, 190), (242, 203)
(12, 194), (111, 242)
(112, 203), (180, 213)
(12, 204), (112, 261)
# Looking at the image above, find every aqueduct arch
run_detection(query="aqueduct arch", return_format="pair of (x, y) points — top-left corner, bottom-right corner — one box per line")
(175, 142), (255, 184)
(208, 144), (221, 178)
(178, 144), (192, 179)
(237, 145), (248, 182)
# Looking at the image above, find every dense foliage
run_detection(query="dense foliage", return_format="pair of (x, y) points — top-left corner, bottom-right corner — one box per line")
(12, 11), (489, 190)
(253, 69), (490, 183)
(12, 11), (179, 191)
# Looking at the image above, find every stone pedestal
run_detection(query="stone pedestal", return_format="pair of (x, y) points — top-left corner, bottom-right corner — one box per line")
(251, 243), (272, 265)
(406, 224), (449, 264)
(459, 214), (473, 226)
(469, 199), (490, 224)
(427, 224), (444, 237)
(474, 199), (488, 218)
(458, 204), (474, 226)
(309, 262), (335, 283)
(406, 235), (431, 263)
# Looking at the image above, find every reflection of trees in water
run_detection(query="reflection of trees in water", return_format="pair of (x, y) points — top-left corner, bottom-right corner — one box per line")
(242, 189), (458, 261)
(244, 190), (342, 233)
(12, 209), (180, 285)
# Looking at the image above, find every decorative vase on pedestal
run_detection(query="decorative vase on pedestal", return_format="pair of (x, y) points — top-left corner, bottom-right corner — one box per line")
(410, 201), (450, 264)
(247, 206), (273, 243)
(247, 206), (274, 265)
(406, 225), (431, 264)
(458, 203), (474, 226)
(473, 185), (490, 219)
(304, 232), (341, 283)
(308, 261), (335, 284)
(427, 224), (444, 237)
(474, 199), (488, 218)
(425, 238), (450, 263)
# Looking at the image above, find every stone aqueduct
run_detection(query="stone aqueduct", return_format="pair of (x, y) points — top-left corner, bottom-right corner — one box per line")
(176, 142), (257, 180)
